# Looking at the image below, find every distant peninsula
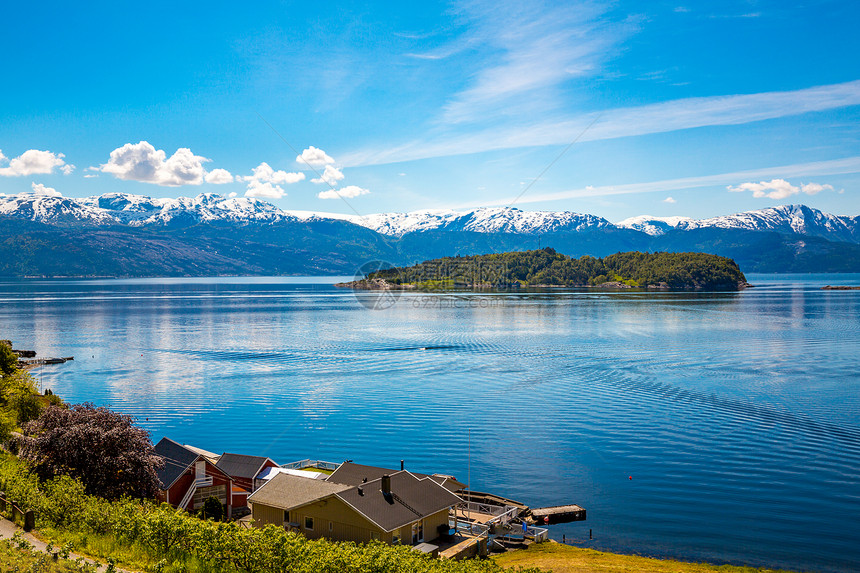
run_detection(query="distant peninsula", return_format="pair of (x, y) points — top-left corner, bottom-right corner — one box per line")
(338, 249), (750, 291)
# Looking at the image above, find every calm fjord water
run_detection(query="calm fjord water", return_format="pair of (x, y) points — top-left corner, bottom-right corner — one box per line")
(2, 274), (859, 572)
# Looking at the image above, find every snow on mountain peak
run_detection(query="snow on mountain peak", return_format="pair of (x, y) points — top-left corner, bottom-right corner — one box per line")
(615, 215), (694, 236)
(350, 207), (611, 236)
(0, 192), (856, 243)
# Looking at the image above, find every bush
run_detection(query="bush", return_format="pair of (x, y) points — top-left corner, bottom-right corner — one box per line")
(201, 496), (223, 522)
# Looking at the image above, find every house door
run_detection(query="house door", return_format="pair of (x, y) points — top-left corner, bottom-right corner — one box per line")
(195, 460), (205, 480)
(411, 520), (424, 544)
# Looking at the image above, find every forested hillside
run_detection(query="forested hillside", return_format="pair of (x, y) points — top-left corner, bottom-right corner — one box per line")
(369, 248), (748, 290)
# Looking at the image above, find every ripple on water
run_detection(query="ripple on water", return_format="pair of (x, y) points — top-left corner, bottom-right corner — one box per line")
(9, 277), (860, 573)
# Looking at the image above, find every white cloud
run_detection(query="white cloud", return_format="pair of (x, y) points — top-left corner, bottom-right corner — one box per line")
(318, 185), (370, 200)
(240, 162), (304, 199)
(98, 141), (209, 186)
(800, 182), (834, 195)
(61, 164), (75, 175)
(204, 168), (234, 184)
(30, 182), (62, 197)
(83, 174), (99, 178)
(245, 180), (286, 199)
(663, 196), (677, 203)
(726, 178), (833, 199)
(228, 192), (237, 198)
(297, 146), (335, 166)
(243, 162), (305, 185)
(311, 165), (345, 185)
(0, 149), (69, 176)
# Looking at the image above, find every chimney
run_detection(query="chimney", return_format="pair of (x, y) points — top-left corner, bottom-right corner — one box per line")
(358, 486), (364, 496)
(381, 474), (391, 495)
(400, 460), (404, 471)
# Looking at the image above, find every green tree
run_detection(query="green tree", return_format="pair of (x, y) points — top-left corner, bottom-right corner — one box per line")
(0, 341), (17, 376)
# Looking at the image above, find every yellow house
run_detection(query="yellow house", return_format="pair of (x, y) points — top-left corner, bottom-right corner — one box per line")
(248, 469), (461, 546)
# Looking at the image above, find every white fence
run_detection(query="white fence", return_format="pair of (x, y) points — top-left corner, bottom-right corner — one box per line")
(281, 459), (341, 471)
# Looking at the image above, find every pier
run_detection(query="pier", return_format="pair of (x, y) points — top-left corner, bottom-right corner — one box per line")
(530, 504), (587, 524)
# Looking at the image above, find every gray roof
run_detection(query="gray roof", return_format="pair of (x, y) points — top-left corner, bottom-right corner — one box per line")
(248, 472), (352, 511)
(250, 468), (461, 533)
(154, 437), (199, 489)
(335, 471), (462, 533)
(327, 462), (466, 492)
(216, 453), (276, 480)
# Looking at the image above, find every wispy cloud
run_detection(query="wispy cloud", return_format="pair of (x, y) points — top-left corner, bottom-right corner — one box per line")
(453, 156), (860, 208)
(436, 0), (628, 125)
(341, 80), (860, 167)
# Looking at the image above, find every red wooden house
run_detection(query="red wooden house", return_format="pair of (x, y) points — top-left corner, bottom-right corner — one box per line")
(154, 437), (235, 514)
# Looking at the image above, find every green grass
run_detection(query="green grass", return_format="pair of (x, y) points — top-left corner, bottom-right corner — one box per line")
(36, 527), (210, 573)
(0, 537), (87, 572)
(299, 467), (333, 475)
(493, 542), (798, 573)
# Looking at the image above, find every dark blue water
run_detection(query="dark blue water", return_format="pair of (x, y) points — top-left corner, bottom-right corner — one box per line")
(1, 274), (858, 572)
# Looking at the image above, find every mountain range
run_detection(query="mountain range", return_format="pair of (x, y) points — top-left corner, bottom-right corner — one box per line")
(1, 192), (858, 276)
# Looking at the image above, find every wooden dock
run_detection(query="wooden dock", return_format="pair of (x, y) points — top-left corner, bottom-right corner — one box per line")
(530, 504), (586, 524)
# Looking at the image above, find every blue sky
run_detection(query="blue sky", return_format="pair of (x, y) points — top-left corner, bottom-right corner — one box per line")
(1, 0), (859, 221)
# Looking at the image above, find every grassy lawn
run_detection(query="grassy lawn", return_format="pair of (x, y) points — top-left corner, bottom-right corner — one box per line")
(300, 466), (334, 475)
(493, 542), (797, 573)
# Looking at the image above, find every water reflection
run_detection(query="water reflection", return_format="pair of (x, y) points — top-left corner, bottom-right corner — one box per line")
(0, 275), (858, 572)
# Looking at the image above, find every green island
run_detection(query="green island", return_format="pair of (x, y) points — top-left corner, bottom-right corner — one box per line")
(345, 249), (749, 291)
(0, 341), (791, 573)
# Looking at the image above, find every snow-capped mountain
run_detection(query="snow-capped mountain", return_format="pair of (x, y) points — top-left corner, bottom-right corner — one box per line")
(678, 204), (859, 243)
(348, 207), (613, 236)
(615, 215), (694, 236)
(616, 205), (859, 242)
(0, 194), (118, 226)
(0, 192), (297, 227)
(1, 192), (857, 244)
(2, 192), (859, 276)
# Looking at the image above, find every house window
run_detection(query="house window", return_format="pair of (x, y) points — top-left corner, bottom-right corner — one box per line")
(329, 521), (333, 532)
(304, 516), (314, 530)
(283, 510), (289, 523)
(392, 534), (400, 544)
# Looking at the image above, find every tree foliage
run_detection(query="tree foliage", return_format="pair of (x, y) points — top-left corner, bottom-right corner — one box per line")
(371, 248), (748, 290)
(18, 403), (163, 499)
(0, 343), (44, 440)
(0, 340), (17, 376)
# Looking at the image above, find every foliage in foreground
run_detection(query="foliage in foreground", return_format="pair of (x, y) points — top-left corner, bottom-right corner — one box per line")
(371, 249), (748, 290)
(19, 403), (164, 500)
(0, 341), (51, 443)
(0, 453), (539, 573)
